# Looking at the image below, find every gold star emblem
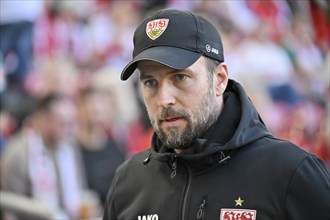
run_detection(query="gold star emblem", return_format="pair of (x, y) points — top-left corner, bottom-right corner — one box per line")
(235, 197), (244, 206)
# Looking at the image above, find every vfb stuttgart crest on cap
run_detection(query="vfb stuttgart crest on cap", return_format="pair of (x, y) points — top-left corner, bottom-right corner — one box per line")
(146, 19), (169, 40)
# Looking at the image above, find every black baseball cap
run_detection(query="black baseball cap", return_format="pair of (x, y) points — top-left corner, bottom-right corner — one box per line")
(121, 8), (224, 80)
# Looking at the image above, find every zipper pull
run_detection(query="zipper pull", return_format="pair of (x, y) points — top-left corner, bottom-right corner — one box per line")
(196, 197), (207, 219)
(170, 158), (177, 179)
(143, 152), (152, 165)
(219, 151), (231, 164)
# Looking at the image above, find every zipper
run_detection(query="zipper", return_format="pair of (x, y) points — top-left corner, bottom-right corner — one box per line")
(196, 197), (208, 220)
(171, 156), (178, 179)
(181, 160), (192, 220)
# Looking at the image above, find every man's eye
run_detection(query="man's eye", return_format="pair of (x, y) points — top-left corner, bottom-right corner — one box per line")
(175, 74), (186, 81)
(144, 79), (157, 87)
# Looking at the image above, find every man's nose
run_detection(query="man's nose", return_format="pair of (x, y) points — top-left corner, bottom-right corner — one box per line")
(157, 83), (176, 107)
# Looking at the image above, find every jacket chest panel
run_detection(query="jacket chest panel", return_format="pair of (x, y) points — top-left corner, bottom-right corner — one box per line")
(179, 162), (286, 220)
(115, 151), (287, 220)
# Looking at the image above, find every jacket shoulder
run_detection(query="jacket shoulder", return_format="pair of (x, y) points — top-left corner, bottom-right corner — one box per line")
(240, 137), (327, 179)
(257, 137), (314, 162)
(0, 132), (30, 193)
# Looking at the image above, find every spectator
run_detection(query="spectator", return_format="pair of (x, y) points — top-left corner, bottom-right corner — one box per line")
(89, 67), (141, 156)
(76, 86), (125, 205)
(25, 57), (80, 99)
(0, 0), (44, 87)
(1, 94), (85, 219)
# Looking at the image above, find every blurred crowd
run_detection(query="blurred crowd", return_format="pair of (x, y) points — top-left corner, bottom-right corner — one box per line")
(0, 0), (329, 219)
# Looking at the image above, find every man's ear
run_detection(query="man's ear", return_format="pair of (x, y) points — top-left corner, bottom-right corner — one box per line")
(214, 63), (229, 96)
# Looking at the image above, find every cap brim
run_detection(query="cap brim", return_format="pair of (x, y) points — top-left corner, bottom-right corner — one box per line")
(121, 46), (201, 80)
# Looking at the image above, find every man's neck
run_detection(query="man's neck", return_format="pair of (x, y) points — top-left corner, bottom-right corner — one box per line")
(173, 139), (207, 154)
(174, 147), (194, 154)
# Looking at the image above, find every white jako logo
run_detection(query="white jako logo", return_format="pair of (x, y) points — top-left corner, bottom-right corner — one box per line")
(138, 214), (159, 220)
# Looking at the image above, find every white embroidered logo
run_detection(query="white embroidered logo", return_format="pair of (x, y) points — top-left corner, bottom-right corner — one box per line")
(206, 44), (211, 52)
(206, 44), (219, 55)
(138, 214), (159, 220)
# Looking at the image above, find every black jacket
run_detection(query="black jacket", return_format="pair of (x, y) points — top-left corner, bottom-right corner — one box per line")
(103, 80), (330, 220)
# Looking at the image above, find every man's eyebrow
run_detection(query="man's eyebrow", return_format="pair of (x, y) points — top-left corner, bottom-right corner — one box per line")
(139, 72), (152, 81)
(169, 68), (194, 77)
(139, 68), (193, 81)
(180, 68), (193, 75)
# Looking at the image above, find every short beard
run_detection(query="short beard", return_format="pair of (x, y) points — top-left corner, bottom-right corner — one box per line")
(149, 86), (220, 150)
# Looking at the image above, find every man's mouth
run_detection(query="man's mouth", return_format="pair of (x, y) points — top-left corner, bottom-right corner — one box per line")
(159, 116), (185, 127)
(164, 117), (181, 122)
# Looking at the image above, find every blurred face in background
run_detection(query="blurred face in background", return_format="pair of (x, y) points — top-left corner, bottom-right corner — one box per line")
(38, 98), (77, 146)
(77, 89), (110, 128)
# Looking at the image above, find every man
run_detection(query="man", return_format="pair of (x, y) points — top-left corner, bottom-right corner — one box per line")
(1, 94), (84, 219)
(103, 9), (329, 220)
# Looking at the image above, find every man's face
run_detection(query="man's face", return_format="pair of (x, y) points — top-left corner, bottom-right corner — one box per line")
(43, 99), (77, 145)
(138, 57), (221, 150)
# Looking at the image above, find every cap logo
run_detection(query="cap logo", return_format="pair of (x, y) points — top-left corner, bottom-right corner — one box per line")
(206, 44), (219, 55)
(206, 45), (211, 52)
(146, 19), (169, 40)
